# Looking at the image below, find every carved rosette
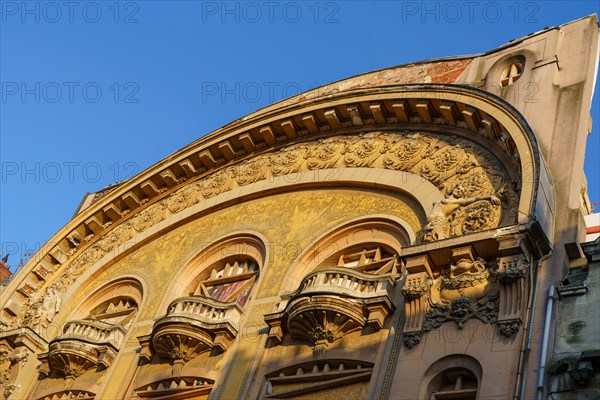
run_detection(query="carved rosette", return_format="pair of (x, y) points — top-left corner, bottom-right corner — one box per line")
(265, 268), (395, 347)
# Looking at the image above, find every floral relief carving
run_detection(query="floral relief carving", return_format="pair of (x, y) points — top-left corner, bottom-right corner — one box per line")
(270, 145), (306, 176)
(6, 131), (517, 332)
(306, 137), (348, 169)
(234, 159), (268, 186)
(424, 194), (501, 242)
(200, 169), (233, 198)
(167, 184), (195, 213)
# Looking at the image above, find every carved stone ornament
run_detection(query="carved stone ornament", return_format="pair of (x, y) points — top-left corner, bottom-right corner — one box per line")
(424, 194), (502, 242)
(265, 360), (373, 398)
(570, 364), (595, 386)
(401, 280), (430, 301)
(491, 256), (529, 283)
(138, 297), (242, 367)
(5, 131), (518, 332)
(549, 356), (597, 386)
(498, 319), (522, 338)
(402, 258), (500, 348)
(265, 268), (395, 347)
(0, 345), (28, 399)
(133, 377), (214, 399)
(37, 319), (126, 380)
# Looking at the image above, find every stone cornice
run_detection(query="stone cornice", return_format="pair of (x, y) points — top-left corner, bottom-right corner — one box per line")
(1, 85), (540, 329)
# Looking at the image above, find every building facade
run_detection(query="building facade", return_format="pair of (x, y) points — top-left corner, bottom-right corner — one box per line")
(0, 16), (598, 400)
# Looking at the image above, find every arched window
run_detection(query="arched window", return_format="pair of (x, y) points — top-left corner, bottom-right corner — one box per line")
(279, 218), (409, 293)
(137, 235), (265, 372)
(177, 234), (265, 307)
(265, 218), (408, 346)
(317, 245), (399, 275)
(38, 278), (143, 381)
(187, 255), (259, 307)
(500, 62), (522, 87)
(427, 367), (479, 399)
(418, 355), (482, 400)
(87, 296), (138, 326)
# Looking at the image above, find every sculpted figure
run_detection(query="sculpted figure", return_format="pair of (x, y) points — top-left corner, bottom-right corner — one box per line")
(33, 285), (62, 329)
(439, 258), (491, 302)
(424, 186), (501, 241)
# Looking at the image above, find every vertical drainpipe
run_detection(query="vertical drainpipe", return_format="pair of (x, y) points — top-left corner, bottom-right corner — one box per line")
(536, 285), (555, 400)
(517, 248), (553, 400)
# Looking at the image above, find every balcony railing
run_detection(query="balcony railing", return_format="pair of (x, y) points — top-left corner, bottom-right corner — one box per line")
(38, 319), (129, 378)
(265, 267), (396, 345)
(138, 296), (242, 365)
(290, 268), (395, 300)
(164, 296), (242, 326)
(58, 319), (127, 347)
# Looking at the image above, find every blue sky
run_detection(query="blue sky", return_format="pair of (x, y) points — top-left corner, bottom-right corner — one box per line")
(1, 1), (599, 271)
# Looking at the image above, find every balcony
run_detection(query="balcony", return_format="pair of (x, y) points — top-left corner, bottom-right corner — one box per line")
(264, 268), (395, 346)
(138, 296), (242, 366)
(38, 319), (126, 378)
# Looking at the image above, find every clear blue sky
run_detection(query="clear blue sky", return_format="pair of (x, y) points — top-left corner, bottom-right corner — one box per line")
(1, 1), (599, 270)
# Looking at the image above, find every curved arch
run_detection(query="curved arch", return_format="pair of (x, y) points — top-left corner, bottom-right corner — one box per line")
(2, 84), (540, 336)
(418, 354), (483, 400)
(158, 233), (267, 313)
(67, 277), (144, 321)
(279, 216), (410, 294)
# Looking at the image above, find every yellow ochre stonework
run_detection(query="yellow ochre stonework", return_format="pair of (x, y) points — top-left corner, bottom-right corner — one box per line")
(0, 15), (598, 400)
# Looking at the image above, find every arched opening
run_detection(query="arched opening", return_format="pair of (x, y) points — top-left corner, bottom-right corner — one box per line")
(418, 355), (483, 400)
(427, 367), (479, 399)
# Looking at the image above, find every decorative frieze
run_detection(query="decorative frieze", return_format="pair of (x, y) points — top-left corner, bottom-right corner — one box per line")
(264, 360), (373, 399)
(3, 128), (518, 334)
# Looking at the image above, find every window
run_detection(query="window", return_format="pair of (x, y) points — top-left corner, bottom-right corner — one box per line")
(189, 256), (259, 307)
(500, 62), (522, 87)
(263, 360), (373, 399)
(87, 296), (138, 326)
(419, 356), (482, 400)
(321, 246), (399, 275)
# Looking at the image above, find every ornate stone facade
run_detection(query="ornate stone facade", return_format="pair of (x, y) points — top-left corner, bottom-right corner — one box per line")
(0, 16), (597, 400)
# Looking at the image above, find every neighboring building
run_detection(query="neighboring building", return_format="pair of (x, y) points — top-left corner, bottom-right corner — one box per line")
(0, 15), (598, 400)
(584, 212), (600, 242)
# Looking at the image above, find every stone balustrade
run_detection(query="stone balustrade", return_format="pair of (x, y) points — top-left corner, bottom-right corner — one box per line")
(265, 267), (396, 345)
(59, 319), (127, 347)
(164, 296), (242, 327)
(291, 268), (394, 300)
(138, 296), (243, 365)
